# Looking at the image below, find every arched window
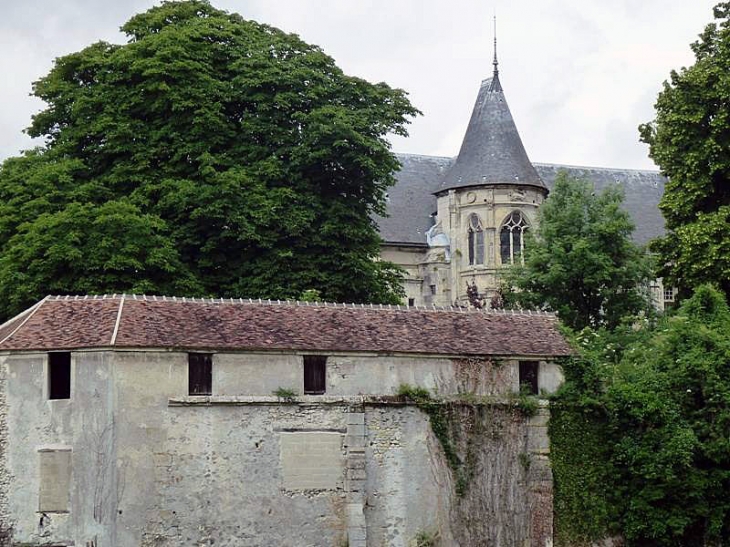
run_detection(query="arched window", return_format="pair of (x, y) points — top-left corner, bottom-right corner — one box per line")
(467, 214), (485, 266)
(500, 211), (528, 265)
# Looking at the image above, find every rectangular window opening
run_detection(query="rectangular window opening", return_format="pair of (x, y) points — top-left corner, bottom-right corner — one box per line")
(408, 298), (415, 307)
(519, 361), (539, 396)
(304, 355), (327, 395)
(48, 352), (71, 400)
(188, 353), (212, 396)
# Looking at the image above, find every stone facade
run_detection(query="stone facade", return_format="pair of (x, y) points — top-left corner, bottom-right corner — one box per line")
(1, 349), (560, 547)
(376, 67), (674, 310)
(0, 296), (570, 546)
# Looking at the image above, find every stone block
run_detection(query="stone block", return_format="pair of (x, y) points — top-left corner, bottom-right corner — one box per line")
(280, 431), (344, 490)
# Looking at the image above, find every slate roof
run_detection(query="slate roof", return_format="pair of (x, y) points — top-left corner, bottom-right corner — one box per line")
(376, 155), (666, 247)
(534, 163), (666, 246)
(374, 154), (449, 245)
(0, 295), (572, 358)
(440, 75), (545, 192)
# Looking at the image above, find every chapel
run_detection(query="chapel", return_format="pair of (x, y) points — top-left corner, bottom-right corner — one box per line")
(376, 50), (670, 309)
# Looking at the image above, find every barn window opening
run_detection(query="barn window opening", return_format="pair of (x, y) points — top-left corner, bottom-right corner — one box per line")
(188, 353), (212, 395)
(519, 360), (539, 395)
(48, 352), (71, 400)
(304, 355), (327, 395)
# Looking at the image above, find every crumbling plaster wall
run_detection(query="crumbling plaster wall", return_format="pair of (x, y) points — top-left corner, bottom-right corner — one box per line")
(2, 349), (560, 546)
(0, 360), (11, 546)
(3, 351), (118, 547)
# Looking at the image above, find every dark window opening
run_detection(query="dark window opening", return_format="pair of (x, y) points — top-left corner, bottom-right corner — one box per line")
(48, 352), (71, 400)
(430, 284), (437, 295)
(304, 355), (327, 395)
(188, 353), (212, 395)
(408, 298), (415, 307)
(519, 361), (539, 395)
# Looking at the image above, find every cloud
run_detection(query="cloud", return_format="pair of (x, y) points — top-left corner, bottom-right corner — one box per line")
(0, 0), (720, 169)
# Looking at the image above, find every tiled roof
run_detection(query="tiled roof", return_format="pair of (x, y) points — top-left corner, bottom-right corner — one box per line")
(0, 295), (572, 358)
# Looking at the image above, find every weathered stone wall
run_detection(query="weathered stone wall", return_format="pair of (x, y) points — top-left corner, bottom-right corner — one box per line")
(2, 349), (557, 546)
(0, 361), (12, 546)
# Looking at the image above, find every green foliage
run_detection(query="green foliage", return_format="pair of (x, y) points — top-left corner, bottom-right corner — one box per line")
(396, 384), (468, 495)
(511, 386), (539, 417)
(272, 387), (297, 402)
(412, 530), (439, 547)
(0, 0), (418, 320)
(639, 4), (730, 300)
(552, 285), (730, 546)
(504, 172), (653, 331)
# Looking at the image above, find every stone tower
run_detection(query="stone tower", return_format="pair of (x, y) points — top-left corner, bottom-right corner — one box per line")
(430, 51), (549, 306)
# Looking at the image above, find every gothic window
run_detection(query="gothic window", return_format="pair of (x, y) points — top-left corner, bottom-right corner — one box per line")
(500, 211), (529, 266)
(467, 214), (485, 266)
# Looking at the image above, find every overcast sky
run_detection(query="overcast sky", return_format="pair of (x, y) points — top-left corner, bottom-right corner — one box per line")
(0, 0), (720, 170)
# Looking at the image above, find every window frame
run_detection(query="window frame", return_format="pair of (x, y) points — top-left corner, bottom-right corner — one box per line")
(518, 360), (539, 396)
(303, 355), (327, 395)
(467, 213), (485, 266)
(48, 352), (71, 400)
(500, 211), (529, 266)
(188, 353), (213, 396)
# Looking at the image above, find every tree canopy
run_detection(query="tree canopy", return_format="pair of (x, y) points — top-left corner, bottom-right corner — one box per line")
(552, 285), (730, 546)
(639, 2), (730, 300)
(503, 172), (653, 330)
(0, 0), (419, 321)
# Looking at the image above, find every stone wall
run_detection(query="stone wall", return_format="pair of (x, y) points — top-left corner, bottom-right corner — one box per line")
(0, 361), (12, 546)
(1, 349), (558, 546)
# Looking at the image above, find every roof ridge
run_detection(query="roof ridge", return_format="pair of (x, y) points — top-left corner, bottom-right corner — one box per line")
(534, 161), (662, 175)
(42, 294), (558, 317)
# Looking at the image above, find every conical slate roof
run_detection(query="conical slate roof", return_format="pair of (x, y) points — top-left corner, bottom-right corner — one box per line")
(439, 71), (546, 193)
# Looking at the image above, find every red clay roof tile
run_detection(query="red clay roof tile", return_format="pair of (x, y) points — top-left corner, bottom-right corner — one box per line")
(0, 295), (572, 357)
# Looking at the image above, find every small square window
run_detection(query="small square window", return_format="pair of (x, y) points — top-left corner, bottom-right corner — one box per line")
(519, 361), (539, 395)
(48, 352), (71, 400)
(408, 298), (415, 307)
(304, 355), (327, 395)
(188, 353), (212, 395)
(664, 287), (675, 302)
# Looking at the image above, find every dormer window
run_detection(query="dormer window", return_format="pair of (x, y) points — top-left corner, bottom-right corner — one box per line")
(500, 211), (528, 266)
(467, 214), (485, 266)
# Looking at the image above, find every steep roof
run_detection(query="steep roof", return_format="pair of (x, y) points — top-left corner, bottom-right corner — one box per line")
(374, 154), (449, 244)
(0, 295), (572, 357)
(535, 163), (666, 246)
(439, 74), (545, 193)
(377, 155), (666, 247)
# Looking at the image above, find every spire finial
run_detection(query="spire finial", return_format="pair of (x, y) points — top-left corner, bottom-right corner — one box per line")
(488, 12), (502, 92)
(492, 12), (498, 77)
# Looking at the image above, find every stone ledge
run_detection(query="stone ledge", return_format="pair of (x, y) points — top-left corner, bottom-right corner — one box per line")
(168, 395), (552, 407)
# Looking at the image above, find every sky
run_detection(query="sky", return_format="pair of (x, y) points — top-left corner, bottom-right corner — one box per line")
(0, 0), (721, 170)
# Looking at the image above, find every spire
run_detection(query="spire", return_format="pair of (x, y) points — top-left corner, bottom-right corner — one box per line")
(488, 14), (502, 92)
(437, 20), (545, 194)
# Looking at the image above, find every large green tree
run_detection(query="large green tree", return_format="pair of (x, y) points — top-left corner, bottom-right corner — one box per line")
(639, 3), (730, 300)
(552, 285), (730, 546)
(504, 172), (653, 330)
(0, 0), (418, 320)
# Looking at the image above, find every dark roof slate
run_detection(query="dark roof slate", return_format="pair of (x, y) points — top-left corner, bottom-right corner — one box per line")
(374, 154), (450, 244)
(534, 163), (666, 246)
(440, 77), (545, 192)
(0, 295), (572, 358)
(378, 155), (666, 247)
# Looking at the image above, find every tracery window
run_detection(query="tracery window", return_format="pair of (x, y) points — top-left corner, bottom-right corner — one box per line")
(467, 214), (485, 266)
(500, 211), (528, 265)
